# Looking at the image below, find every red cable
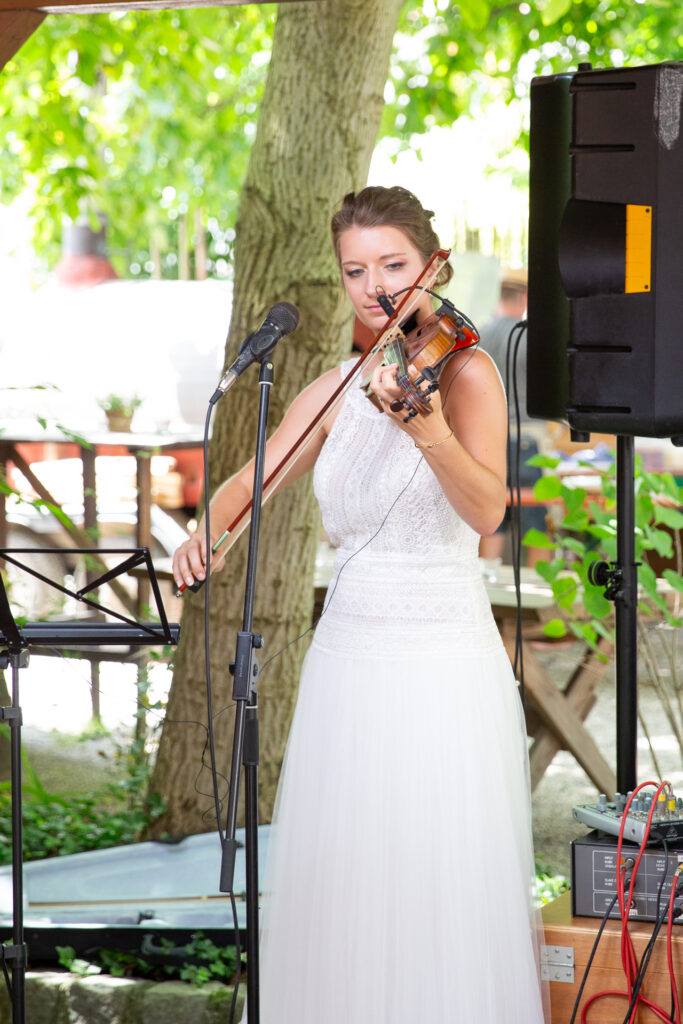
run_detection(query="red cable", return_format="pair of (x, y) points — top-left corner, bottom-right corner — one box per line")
(666, 866), (683, 1024)
(581, 781), (675, 1023)
(617, 783), (664, 994)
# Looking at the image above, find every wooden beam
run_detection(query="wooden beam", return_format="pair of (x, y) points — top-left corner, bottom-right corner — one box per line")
(0, 0), (310, 12)
(0, 9), (44, 70)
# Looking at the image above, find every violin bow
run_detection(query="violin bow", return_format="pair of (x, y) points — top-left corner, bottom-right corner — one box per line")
(179, 247), (451, 592)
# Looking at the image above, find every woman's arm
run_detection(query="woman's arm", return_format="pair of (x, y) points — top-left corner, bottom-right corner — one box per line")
(369, 348), (508, 536)
(172, 365), (342, 590)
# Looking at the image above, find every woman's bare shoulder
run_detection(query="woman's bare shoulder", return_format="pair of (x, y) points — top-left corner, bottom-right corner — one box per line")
(439, 346), (505, 402)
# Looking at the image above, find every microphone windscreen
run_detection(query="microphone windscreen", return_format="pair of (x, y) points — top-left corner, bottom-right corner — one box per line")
(269, 301), (300, 335)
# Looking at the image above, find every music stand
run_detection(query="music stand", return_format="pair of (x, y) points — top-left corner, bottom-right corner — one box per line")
(0, 547), (180, 1024)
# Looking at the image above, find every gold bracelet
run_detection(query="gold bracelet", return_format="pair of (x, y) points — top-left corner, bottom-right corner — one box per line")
(414, 429), (454, 450)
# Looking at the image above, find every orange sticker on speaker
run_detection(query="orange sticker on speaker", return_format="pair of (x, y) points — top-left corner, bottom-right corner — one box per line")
(625, 205), (652, 294)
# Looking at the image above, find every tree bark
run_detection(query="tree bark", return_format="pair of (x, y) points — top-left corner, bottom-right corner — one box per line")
(149, 0), (403, 836)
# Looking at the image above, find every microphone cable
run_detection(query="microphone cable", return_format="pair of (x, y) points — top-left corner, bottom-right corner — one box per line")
(198, 398), (243, 1024)
(568, 860), (634, 1024)
(502, 319), (528, 704)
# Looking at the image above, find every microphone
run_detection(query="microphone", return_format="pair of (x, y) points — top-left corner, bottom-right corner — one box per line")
(210, 301), (300, 405)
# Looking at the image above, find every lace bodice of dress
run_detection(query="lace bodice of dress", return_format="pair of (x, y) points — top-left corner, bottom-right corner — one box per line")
(314, 360), (479, 561)
(311, 361), (501, 657)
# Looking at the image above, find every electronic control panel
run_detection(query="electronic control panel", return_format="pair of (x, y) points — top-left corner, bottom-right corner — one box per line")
(571, 831), (683, 923)
(573, 788), (683, 844)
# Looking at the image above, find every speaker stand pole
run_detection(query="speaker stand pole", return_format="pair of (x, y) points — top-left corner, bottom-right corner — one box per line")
(589, 434), (638, 794)
(614, 434), (638, 793)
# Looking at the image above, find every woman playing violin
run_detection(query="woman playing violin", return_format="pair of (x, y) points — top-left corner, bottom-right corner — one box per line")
(172, 186), (546, 1024)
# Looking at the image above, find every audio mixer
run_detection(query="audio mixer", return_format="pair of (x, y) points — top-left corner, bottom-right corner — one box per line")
(573, 788), (683, 845)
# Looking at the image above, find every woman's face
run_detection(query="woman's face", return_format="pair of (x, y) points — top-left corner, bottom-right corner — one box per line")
(338, 224), (432, 330)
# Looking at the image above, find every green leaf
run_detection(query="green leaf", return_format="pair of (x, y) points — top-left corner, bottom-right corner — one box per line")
(562, 485), (586, 512)
(654, 505), (683, 529)
(522, 528), (557, 550)
(582, 586), (612, 620)
(534, 558), (565, 583)
(644, 528), (673, 559)
(586, 521), (617, 540)
(56, 424), (93, 449)
(543, 618), (567, 638)
(663, 568), (683, 593)
(527, 454), (562, 469)
(457, 0), (491, 30)
(533, 475), (562, 501)
(552, 575), (576, 610)
(562, 509), (590, 531)
(541, 0), (574, 26)
(563, 536), (588, 557)
(638, 562), (658, 600)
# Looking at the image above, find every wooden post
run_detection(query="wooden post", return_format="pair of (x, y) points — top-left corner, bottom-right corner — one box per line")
(0, 10), (44, 71)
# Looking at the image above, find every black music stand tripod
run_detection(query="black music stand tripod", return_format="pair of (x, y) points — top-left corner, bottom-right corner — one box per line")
(0, 549), (179, 1024)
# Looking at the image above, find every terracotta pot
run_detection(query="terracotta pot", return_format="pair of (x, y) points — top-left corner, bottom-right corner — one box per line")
(104, 411), (133, 433)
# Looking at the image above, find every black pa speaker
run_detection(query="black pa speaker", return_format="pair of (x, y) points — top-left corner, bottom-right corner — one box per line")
(527, 61), (683, 439)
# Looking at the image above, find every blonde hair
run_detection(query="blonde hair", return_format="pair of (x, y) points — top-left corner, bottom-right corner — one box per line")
(330, 186), (453, 287)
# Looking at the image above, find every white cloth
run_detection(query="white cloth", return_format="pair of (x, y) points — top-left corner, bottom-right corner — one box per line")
(249, 361), (547, 1023)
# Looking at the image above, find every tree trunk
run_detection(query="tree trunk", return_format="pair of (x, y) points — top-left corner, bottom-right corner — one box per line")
(149, 0), (403, 837)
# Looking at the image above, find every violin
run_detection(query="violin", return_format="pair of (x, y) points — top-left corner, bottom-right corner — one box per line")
(361, 291), (479, 421)
(178, 249), (454, 594)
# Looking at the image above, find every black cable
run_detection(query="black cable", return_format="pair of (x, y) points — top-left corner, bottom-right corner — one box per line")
(503, 320), (528, 702)
(201, 403), (225, 845)
(228, 890), (242, 1024)
(197, 403), (244, 1024)
(569, 869), (632, 1024)
(246, 447), (426, 683)
(620, 840), (671, 1024)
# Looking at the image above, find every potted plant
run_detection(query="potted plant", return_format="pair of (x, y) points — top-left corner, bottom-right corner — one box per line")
(97, 394), (142, 433)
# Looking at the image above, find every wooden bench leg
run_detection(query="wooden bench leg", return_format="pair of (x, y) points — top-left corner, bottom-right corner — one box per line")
(499, 624), (616, 795)
(528, 637), (614, 792)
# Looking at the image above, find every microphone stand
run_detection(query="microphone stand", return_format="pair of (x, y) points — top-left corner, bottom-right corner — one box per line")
(219, 357), (274, 1024)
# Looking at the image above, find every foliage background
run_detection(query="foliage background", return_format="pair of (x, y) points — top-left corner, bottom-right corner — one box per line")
(2, 0), (682, 280)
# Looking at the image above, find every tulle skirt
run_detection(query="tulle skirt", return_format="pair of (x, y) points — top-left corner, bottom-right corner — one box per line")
(250, 569), (547, 1023)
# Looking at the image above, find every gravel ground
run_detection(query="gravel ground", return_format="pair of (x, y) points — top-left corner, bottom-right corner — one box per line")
(530, 639), (683, 878)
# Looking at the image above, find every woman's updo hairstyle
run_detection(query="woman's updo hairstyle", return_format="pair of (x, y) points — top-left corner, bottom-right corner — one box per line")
(330, 185), (453, 288)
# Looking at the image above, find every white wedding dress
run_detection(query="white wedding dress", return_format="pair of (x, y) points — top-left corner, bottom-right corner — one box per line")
(250, 361), (547, 1023)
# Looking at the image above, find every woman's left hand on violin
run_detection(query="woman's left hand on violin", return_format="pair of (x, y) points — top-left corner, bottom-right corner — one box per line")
(369, 361), (452, 448)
